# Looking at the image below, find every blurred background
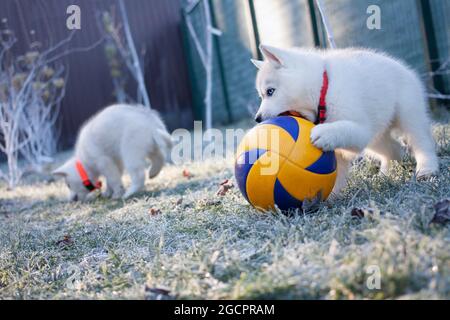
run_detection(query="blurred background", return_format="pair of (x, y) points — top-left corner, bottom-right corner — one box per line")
(0, 0), (449, 164)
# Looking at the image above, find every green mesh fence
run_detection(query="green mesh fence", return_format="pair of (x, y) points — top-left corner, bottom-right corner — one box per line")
(182, 1), (229, 124)
(211, 0), (259, 121)
(182, 0), (258, 125)
(320, 0), (428, 75)
(430, 0), (450, 94)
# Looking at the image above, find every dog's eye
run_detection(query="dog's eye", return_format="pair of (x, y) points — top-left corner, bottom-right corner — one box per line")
(266, 88), (275, 97)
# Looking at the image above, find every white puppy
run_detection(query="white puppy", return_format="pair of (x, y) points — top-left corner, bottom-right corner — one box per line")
(53, 104), (172, 201)
(252, 45), (439, 194)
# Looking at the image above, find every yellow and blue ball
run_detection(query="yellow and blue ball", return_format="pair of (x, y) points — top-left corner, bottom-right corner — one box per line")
(235, 116), (337, 211)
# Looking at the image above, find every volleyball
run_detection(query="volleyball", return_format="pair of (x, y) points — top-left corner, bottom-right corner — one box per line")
(235, 116), (337, 211)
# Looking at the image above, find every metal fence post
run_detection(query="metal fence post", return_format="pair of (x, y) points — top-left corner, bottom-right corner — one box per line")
(416, 0), (447, 102)
(209, 0), (233, 123)
(181, 10), (204, 121)
(247, 0), (262, 60)
(307, 0), (322, 48)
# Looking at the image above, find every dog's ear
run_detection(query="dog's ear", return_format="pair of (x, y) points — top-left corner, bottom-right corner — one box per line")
(52, 160), (71, 177)
(251, 59), (264, 69)
(259, 44), (286, 68)
(52, 167), (67, 177)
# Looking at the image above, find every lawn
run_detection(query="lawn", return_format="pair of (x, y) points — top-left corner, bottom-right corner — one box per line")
(0, 119), (449, 300)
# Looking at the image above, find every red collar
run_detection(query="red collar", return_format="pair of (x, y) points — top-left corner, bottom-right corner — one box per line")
(315, 70), (329, 125)
(75, 160), (102, 192)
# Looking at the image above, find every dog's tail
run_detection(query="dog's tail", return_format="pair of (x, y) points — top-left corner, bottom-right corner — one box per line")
(149, 129), (173, 178)
(149, 148), (165, 178)
(154, 128), (173, 159)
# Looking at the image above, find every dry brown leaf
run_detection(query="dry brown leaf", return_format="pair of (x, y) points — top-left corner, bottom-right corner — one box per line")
(216, 179), (234, 196)
(351, 208), (365, 219)
(145, 286), (171, 295)
(144, 285), (174, 300)
(182, 169), (193, 179)
(149, 208), (162, 216)
(56, 234), (73, 247)
(198, 198), (221, 207)
(430, 199), (450, 225)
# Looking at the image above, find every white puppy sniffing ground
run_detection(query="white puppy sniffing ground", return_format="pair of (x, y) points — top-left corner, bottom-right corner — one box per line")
(53, 104), (172, 201)
(252, 45), (439, 194)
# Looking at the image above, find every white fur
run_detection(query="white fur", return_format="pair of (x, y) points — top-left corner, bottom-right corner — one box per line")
(53, 104), (172, 201)
(253, 45), (439, 194)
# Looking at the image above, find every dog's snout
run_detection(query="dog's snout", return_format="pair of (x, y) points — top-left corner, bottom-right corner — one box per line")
(255, 113), (262, 123)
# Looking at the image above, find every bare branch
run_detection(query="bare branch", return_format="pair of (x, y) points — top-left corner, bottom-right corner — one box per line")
(117, 0), (151, 108)
(0, 25), (99, 186)
(44, 36), (105, 65)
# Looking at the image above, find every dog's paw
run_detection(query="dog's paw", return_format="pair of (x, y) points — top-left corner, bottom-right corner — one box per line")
(111, 186), (125, 200)
(102, 188), (113, 198)
(310, 125), (338, 151)
(122, 185), (145, 200)
(122, 190), (135, 200)
(416, 158), (439, 178)
(416, 167), (439, 181)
